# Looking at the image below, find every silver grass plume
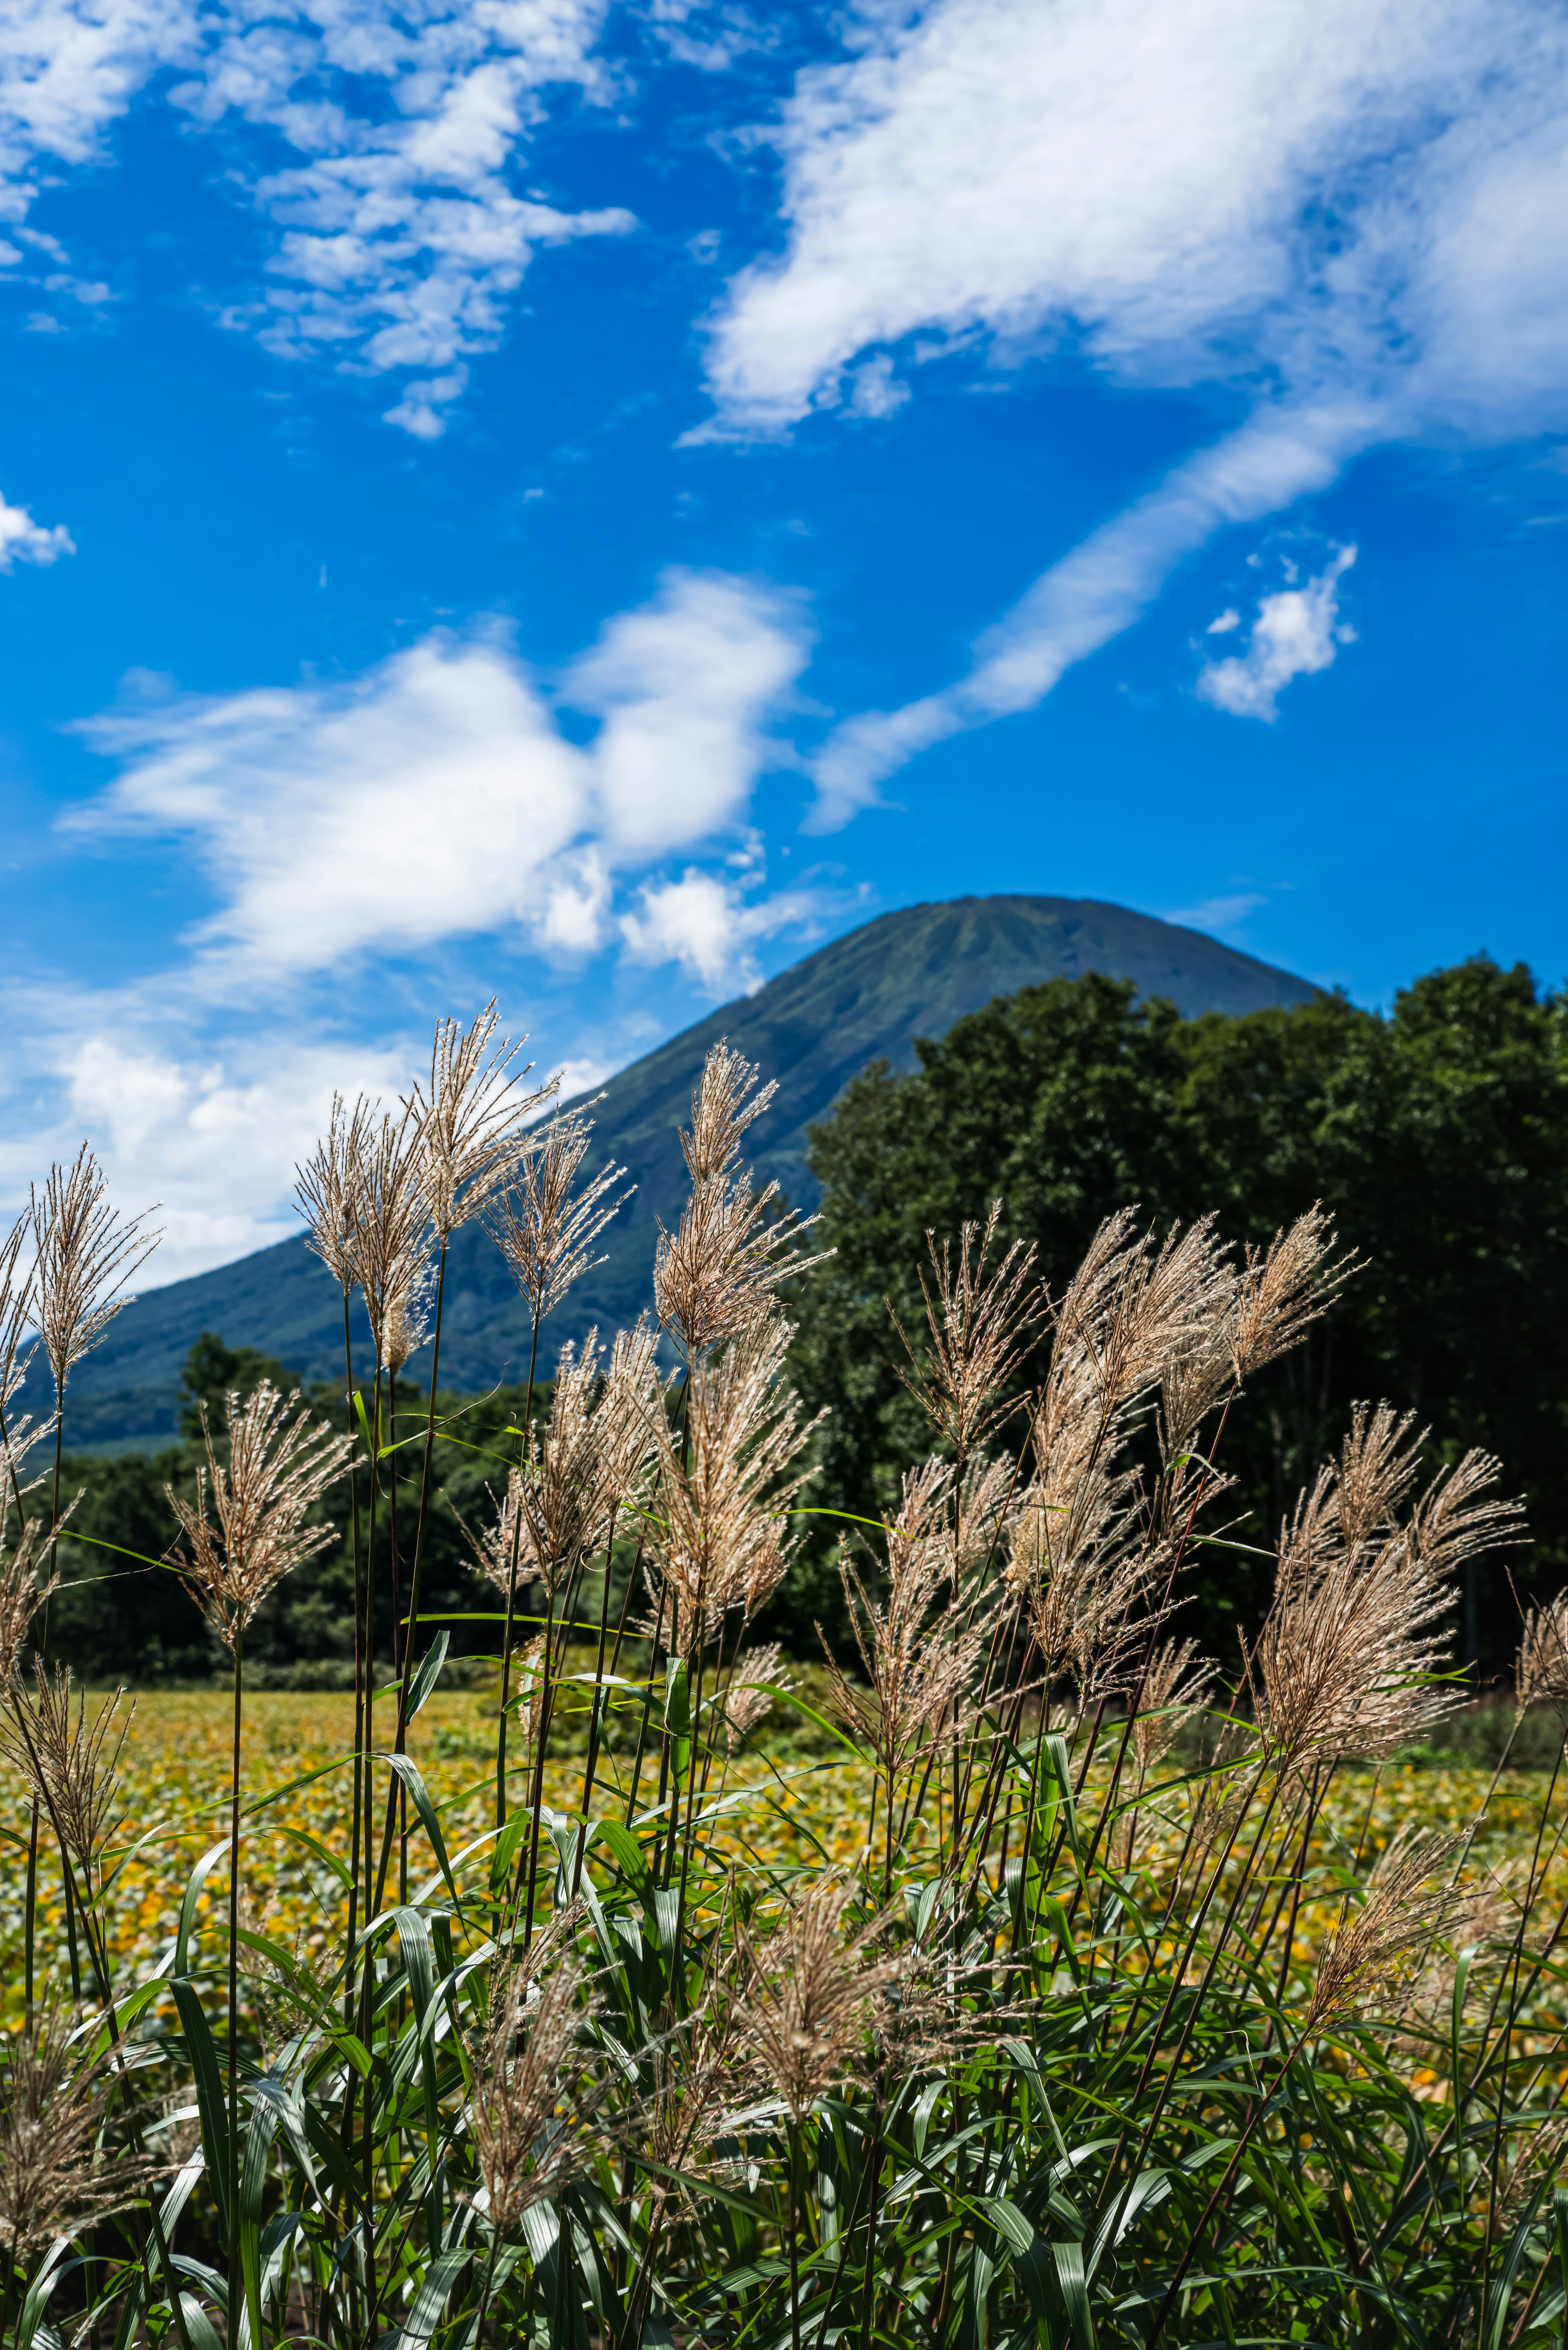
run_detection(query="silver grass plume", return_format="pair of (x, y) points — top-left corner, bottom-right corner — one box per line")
(487, 1100), (632, 1327)
(294, 1090), (374, 1293)
(468, 1939), (607, 2234)
(735, 1877), (902, 2125)
(654, 1040), (831, 1360)
(0, 1213), (52, 1501)
(0, 1513), (56, 1689)
(411, 1001), (553, 1240)
(823, 1461), (991, 1778)
(0, 2007), (151, 2259)
(0, 1668), (134, 1875)
(1247, 1405), (1525, 1768)
(725, 1642), (791, 1752)
(1309, 1830), (1463, 2027)
(347, 1103), (432, 1374)
(890, 1202), (1043, 1463)
(648, 1309), (823, 1653)
(167, 1382), (356, 1651)
(1005, 1212), (1234, 1692)
(515, 1321), (662, 1599)
(32, 1147), (161, 1406)
(1160, 1205), (1354, 1457)
(1518, 1591), (1568, 1711)
(1131, 1637), (1217, 1779)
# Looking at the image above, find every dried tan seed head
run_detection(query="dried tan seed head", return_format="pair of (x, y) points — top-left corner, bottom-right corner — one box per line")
(31, 1148), (161, 1404)
(648, 1310), (822, 1653)
(294, 1091), (374, 1291)
(0, 1668), (133, 1873)
(167, 1383), (355, 1652)
(735, 1877), (902, 2124)
(0, 1515), (56, 1690)
(1310, 1830), (1463, 2027)
(823, 1462), (991, 1777)
(654, 1041), (831, 1360)
(1518, 1592), (1568, 1710)
(469, 1946), (606, 2235)
(1131, 1638), (1217, 1778)
(725, 1642), (791, 1752)
(486, 1101), (632, 1328)
(1248, 1433), (1524, 1769)
(890, 1203), (1043, 1464)
(0, 2006), (152, 2256)
(347, 1102), (432, 1375)
(411, 1001), (553, 1239)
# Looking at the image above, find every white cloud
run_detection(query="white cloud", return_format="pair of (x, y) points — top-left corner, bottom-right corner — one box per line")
(0, 490), (73, 569)
(1163, 890), (1268, 935)
(705, 0), (1568, 440)
(619, 868), (828, 992)
(0, 0), (632, 423)
(1206, 608), (1241, 635)
(0, 1005), (414, 1282)
(1196, 544), (1356, 719)
(66, 569), (814, 988)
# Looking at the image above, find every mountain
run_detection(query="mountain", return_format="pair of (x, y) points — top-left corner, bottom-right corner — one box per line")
(52, 897), (1317, 1448)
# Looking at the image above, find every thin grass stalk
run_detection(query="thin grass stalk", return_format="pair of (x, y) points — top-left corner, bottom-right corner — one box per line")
(227, 1619), (243, 2297)
(1479, 1720), (1568, 2334)
(7, 1698), (196, 2350)
(374, 1231), (449, 1914)
(572, 1509), (619, 1892)
(496, 1316), (543, 1835)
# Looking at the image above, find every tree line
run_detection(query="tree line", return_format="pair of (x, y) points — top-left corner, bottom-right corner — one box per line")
(43, 952), (1568, 1684)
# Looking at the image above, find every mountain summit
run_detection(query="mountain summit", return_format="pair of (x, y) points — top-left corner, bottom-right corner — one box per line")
(60, 897), (1315, 1447)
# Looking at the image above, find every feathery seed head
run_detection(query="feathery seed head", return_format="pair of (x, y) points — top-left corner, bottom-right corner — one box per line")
(1518, 1591), (1568, 1711)
(0, 2007), (151, 2257)
(167, 1382), (355, 1652)
(1310, 1831), (1463, 2027)
(649, 1311), (822, 1653)
(1248, 1428), (1524, 1769)
(0, 1668), (134, 1873)
(1132, 1638), (1217, 1777)
(470, 1946), (606, 2235)
(31, 1148), (161, 1404)
(654, 1041), (832, 1360)
(294, 1091), (374, 1291)
(0, 1515), (56, 1689)
(725, 1642), (790, 1752)
(736, 1877), (902, 2124)
(412, 1001), (553, 1239)
(486, 1101), (632, 1328)
(891, 1203), (1044, 1463)
(347, 1102), (432, 1373)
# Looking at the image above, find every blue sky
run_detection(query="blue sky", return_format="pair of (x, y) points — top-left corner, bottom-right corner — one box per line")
(0, 0), (1565, 1280)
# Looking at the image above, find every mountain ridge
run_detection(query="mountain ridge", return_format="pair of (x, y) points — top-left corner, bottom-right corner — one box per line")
(51, 896), (1318, 1447)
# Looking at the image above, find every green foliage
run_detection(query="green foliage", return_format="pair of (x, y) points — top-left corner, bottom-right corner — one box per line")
(782, 957), (1568, 1669)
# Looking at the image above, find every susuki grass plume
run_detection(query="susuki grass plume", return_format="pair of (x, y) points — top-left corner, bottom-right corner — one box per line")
(0, 1019), (1561, 2350)
(31, 1148), (160, 1412)
(654, 1041), (831, 1359)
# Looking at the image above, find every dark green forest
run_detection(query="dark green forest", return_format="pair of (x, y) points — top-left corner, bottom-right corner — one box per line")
(39, 953), (1568, 1685)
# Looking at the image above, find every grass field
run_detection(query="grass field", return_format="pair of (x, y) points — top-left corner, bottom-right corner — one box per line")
(5, 1687), (1561, 2044)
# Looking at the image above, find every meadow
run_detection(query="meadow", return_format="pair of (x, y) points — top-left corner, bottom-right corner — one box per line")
(2, 1008), (1568, 2349)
